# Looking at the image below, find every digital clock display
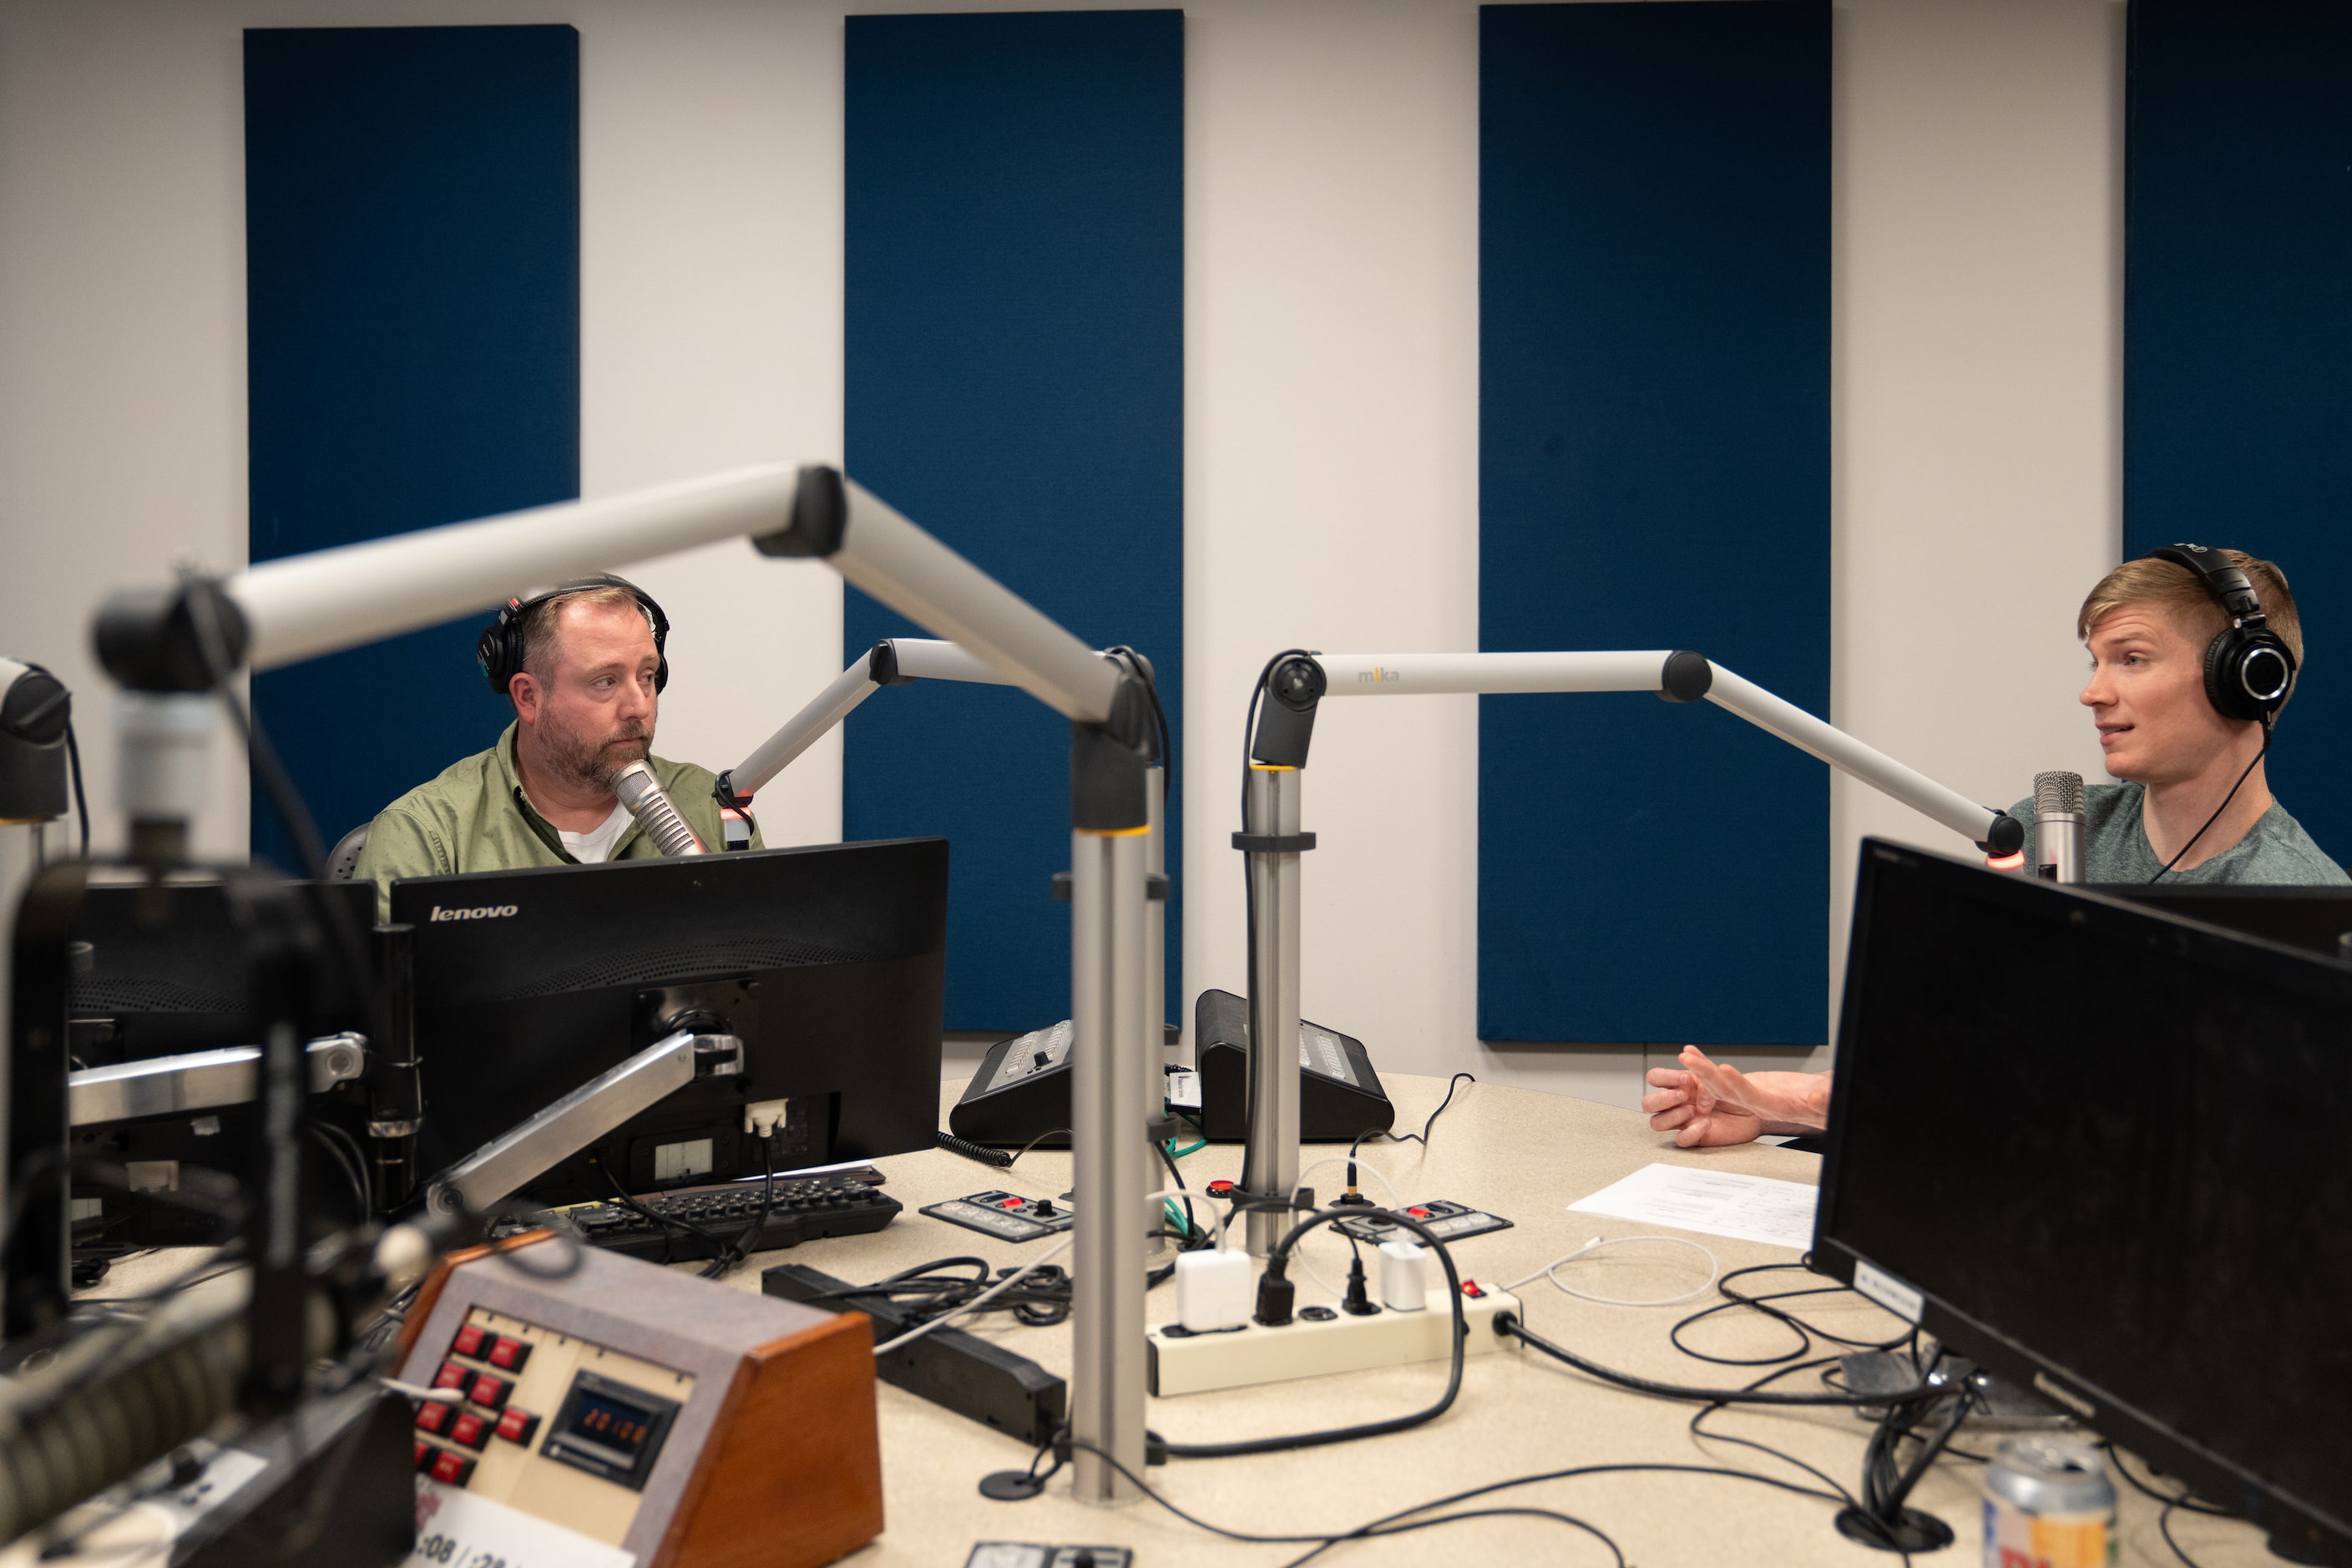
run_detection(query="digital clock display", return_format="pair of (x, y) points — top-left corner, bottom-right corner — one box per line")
(569, 1388), (658, 1452)
(544, 1371), (681, 1490)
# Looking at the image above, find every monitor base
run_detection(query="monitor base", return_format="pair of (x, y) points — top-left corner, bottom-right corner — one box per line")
(1834, 1505), (1955, 1554)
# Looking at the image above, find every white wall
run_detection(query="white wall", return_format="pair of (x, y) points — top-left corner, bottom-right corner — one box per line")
(0, 0), (2127, 1108)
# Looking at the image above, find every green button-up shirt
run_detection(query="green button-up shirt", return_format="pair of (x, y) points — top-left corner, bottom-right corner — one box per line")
(351, 723), (759, 918)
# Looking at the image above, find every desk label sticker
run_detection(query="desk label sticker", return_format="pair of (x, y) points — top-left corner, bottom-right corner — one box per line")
(1852, 1259), (1924, 1323)
(411, 1479), (635, 1568)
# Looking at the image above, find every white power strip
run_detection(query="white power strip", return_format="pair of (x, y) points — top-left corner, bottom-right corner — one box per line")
(1146, 1285), (1522, 1397)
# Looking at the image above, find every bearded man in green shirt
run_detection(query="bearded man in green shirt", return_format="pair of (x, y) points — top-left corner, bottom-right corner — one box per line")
(352, 577), (756, 918)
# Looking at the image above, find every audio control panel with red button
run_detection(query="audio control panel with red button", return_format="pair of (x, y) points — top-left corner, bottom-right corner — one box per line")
(406, 1303), (697, 1550)
(1331, 1199), (1512, 1246)
(394, 1232), (882, 1568)
(922, 1190), (1076, 1242)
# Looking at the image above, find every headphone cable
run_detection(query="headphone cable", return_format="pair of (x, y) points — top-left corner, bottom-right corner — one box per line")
(2148, 715), (2270, 883)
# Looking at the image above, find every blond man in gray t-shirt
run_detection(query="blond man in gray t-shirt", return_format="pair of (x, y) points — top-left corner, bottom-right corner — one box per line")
(1644, 547), (2346, 1149)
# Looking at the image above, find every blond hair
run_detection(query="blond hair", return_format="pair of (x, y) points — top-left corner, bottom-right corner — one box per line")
(2078, 550), (2304, 701)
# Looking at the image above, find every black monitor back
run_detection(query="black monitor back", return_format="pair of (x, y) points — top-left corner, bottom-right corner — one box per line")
(2095, 882), (2352, 963)
(69, 876), (377, 1062)
(1817, 841), (2352, 1564)
(393, 838), (947, 1205)
(66, 875), (379, 1249)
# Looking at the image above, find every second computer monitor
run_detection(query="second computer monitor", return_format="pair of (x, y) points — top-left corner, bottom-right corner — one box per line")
(1816, 841), (2352, 1563)
(393, 837), (948, 1206)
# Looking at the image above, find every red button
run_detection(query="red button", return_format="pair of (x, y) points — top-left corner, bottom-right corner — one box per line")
(468, 1373), (511, 1410)
(414, 1399), (451, 1434)
(432, 1361), (468, 1391)
(448, 1411), (490, 1451)
(1206, 1180), (1235, 1196)
(428, 1449), (475, 1487)
(999, 1198), (1022, 1209)
(451, 1323), (488, 1358)
(486, 1336), (531, 1372)
(1460, 1280), (1485, 1298)
(496, 1408), (541, 1446)
(413, 1439), (433, 1473)
(1408, 1206), (1429, 1218)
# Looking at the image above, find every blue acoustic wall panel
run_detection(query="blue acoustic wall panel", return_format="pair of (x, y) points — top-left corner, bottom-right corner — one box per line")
(245, 26), (579, 871)
(845, 12), (1183, 1031)
(2126, 1), (2352, 863)
(1479, 2), (1830, 1044)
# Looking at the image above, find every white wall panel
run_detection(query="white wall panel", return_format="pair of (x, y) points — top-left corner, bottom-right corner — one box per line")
(0, 0), (2128, 1110)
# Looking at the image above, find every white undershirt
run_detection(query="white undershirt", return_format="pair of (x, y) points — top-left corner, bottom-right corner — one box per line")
(554, 800), (633, 865)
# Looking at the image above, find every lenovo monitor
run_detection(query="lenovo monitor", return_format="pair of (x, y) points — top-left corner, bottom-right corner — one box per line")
(392, 837), (947, 1207)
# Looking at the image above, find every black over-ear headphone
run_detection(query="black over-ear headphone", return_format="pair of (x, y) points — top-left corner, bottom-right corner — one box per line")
(2141, 544), (2295, 721)
(476, 574), (670, 697)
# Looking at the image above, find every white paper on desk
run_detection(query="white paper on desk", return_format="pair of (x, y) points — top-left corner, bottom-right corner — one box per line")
(1568, 1163), (1818, 1252)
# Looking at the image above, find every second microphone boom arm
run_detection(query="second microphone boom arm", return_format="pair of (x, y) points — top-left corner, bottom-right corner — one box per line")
(1232, 647), (2024, 1256)
(716, 638), (1014, 805)
(1302, 650), (2020, 850)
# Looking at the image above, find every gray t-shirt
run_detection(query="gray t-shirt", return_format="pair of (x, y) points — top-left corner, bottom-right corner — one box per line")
(2007, 782), (2350, 885)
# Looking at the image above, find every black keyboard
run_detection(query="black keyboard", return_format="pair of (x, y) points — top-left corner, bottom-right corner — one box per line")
(528, 1175), (902, 1262)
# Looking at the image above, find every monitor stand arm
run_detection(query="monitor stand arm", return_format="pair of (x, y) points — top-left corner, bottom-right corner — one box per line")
(423, 1025), (743, 1220)
(67, 1033), (369, 1127)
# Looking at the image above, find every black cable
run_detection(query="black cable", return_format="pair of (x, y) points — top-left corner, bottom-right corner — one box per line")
(2108, 1444), (2230, 1516)
(2151, 715), (2270, 882)
(306, 1124), (369, 1220)
(593, 1155), (726, 1266)
(1685, 1356), (1861, 1507)
(1154, 1136), (1201, 1243)
(813, 1255), (1074, 1330)
(2157, 1504), (2209, 1568)
(1668, 1264), (1916, 1367)
(1346, 1073), (1476, 1196)
(1156, 1205), (1468, 1458)
(1279, 1507), (1625, 1568)
(1000, 1127), (1071, 1167)
(1499, 1313), (1948, 1406)
(62, 718), (89, 860)
(933, 1130), (1013, 1168)
(701, 1130), (777, 1280)
(1014, 1433), (1884, 1567)
(1105, 645), (1174, 804)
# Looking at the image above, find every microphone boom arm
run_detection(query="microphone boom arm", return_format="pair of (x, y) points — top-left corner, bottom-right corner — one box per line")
(1232, 648), (2023, 1254)
(1304, 650), (2013, 848)
(717, 638), (1014, 806)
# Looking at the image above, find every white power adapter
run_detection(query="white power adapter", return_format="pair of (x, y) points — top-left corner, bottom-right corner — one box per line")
(1378, 1241), (1429, 1311)
(1175, 1247), (1254, 1332)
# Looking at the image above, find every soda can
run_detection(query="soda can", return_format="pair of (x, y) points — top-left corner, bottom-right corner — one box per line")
(1983, 1435), (2117, 1568)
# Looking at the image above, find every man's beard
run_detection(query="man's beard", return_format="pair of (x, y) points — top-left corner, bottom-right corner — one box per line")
(542, 715), (653, 793)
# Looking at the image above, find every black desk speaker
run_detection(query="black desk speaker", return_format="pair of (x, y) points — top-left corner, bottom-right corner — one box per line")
(1193, 989), (1393, 1143)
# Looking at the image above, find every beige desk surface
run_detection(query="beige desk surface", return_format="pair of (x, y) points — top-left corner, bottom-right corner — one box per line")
(58, 1075), (2289, 1567)
(692, 1073), (2289, 1568)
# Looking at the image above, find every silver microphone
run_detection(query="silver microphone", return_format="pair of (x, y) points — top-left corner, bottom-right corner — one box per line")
(614, 760), (706, 856)
(2033, 771), (2085, 883)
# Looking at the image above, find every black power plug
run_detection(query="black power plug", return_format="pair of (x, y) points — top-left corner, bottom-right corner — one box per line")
(1340, 1251), (1379, 1317)
(1254, 1257), (1295, 1327)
